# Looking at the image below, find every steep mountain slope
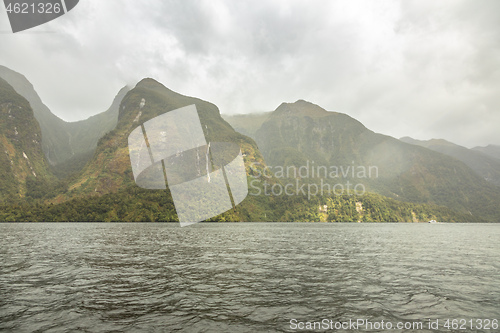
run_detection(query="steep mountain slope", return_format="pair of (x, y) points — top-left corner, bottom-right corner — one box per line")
(401, 137), (500, 187)
(0, 65), (72, 164)
(0, 65), (128, 166)
(253, 100), (500, 221)
(473, 145), (500, 161)
(0, 78), (55, 202)
(54, 78), (267, 203)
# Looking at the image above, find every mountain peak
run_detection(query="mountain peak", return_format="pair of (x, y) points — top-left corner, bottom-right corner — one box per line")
(274, 99), (330, 118)
(132, 78), (190, 104)
(294, 99), (318, 106)
(135, 78), (167, 89)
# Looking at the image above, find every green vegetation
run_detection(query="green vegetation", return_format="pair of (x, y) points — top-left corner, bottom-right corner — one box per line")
(49, 150), (95, 180)
(0, 184), (474, 222)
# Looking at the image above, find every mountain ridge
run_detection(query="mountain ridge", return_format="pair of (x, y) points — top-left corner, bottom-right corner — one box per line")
(273, 100), (332, 118)
(472, 144), (500, 161)
(0, 65), (129, 167)
(400, 136), (500, 187)
(230, 100), (500, 221)
(52, 78), (268, 206)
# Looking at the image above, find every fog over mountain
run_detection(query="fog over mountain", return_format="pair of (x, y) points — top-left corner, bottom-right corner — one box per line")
(1, 0), (499, 147)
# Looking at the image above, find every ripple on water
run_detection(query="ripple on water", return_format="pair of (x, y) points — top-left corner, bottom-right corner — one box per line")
(0, 223), (499, 332)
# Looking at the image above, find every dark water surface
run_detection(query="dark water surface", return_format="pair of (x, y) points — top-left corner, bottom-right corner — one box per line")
(0, 223), (499, 332)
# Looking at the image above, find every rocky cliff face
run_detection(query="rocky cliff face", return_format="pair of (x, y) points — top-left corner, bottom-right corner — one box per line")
(0, 77), (55, 201)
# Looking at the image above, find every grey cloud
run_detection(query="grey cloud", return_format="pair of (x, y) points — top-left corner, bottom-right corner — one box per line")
(0, 0), (498, 147)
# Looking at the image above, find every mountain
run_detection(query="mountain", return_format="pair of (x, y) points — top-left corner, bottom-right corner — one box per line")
(247, 100), (500, 221)
(0, 65), (129, 167)
(254, 100), (359, 166)
(0, 77), (55, 202)
(400, 137), (500, 187)
(52, 78), (268, 204)
(0, 65), (71, 165)
(472, 145), (500, 161)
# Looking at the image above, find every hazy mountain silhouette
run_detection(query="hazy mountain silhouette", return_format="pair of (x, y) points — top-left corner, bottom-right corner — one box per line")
(401, 137), (500, 187)
(0, 65), (128, 168)
(226, 100), (500, 220)
(1, 66), (499, 221)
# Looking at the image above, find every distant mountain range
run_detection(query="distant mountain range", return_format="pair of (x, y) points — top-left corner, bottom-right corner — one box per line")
(400, 137), (500, 187)
(472, 145), (500, 161)
(225, 100), (500, 220)
(0, 65), (129, 167)
(1, 65), (499, 222)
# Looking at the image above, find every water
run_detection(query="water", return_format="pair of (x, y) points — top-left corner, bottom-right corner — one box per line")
(0, 223), (499, 333)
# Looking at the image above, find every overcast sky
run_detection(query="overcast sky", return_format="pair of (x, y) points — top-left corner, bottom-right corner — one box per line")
(1, 0), (499, 147)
